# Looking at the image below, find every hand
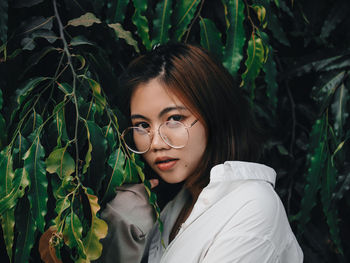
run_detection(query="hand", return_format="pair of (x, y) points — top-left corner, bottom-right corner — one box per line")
(149, 179), (159, 189)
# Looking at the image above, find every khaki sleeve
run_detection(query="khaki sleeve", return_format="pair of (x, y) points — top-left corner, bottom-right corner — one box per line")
(94, 184), (156, 263)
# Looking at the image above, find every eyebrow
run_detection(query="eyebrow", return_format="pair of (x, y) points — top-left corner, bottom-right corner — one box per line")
(130, 106), (188, 120)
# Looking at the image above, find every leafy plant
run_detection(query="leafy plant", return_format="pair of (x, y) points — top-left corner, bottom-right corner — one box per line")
(0, 0), (349, 262)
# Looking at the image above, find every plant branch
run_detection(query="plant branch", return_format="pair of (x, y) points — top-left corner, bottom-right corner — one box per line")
(53, 0), (80, 177)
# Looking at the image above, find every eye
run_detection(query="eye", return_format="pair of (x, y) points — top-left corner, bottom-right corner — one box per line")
(168, 114), (184, 122)
(134, 121), (150, 129)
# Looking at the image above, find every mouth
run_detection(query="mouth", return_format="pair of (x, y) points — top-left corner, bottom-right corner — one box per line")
(155, 157), (179, 171)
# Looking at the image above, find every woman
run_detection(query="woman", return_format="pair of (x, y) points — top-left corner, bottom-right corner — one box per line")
(98, 43), (303, 263)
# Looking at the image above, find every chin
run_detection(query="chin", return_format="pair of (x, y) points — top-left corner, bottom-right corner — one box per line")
(159, 174), (187, 184)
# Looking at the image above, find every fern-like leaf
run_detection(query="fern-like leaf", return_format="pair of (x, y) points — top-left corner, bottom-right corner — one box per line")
(222, 0), (246, 77)
(132, 0), (152, 50)
(152, 0), (173, 45)
(199, 17), (223, 60)
(173, 0), (201, 41)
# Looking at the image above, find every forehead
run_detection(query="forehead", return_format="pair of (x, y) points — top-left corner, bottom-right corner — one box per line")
(130, 78), (185, 115)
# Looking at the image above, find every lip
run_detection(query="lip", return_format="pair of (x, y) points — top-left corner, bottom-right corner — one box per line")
(154, 156), (179, 171)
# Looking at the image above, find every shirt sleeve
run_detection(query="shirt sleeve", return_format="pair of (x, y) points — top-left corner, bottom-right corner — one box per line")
(93, 184), (156, 263)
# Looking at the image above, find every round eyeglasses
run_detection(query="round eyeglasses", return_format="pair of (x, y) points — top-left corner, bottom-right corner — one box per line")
(121, 119), (198, 154)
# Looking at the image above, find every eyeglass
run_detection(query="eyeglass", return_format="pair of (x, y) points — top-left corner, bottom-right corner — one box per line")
(121, 119), (198, 154)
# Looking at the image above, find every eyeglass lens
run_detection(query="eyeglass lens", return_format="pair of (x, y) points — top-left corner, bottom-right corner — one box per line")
(123, 121), (190, 153)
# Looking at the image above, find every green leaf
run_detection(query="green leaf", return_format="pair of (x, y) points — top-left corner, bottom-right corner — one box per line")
(0, 114), (6, 149)
(0, 0), (8, 44)
(320, 1), (348, 42)
(52, 100), (69, 147)
(82, 121), (93, 174)
(63, 212), (86, 258)
(85, 121), (107, 192)
(254, 0), (289, 46)
(0, 148), (14, 198)
(106, 0), (129, 23)
(14, 197), (37, 263)
(86, 78), (107, 115)
(320, 156), (344, 254)
(199, 17), (223, 60)
(108, 23), (140, 53)
(12, 135), (30, 170)
(16, 77), (48, 105)
(70, 35), (94, 46)
(241, 34), (266, 97)
(103, 147), (125, 203)
(24, 134), (48, 233)
(0, 168), (29, 214)
(296, 117), (327, 233)
(1, 208), (14, 263)
(124, 157), (140, 184)
(67, 12), (101, 27)
(0, 85), (3, 109)
(54, 195), (71, 225)
(222, 0), (246, 77)
(132, 0), (152, 50)
(0, 148), (15, 262)
(261, 32), (278, 110)
(21, 112), (44, 138)
(102, 124), (117, 150)
(331, 83), (349, 138)
(45, 146), (75, 179)
(151, 0), (173, 45)
(173, 0), (201, 41)
(81, 191), (108, 261)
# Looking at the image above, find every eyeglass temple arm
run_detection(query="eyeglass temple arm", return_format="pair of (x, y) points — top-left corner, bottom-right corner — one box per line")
(189, 119), (198, 128)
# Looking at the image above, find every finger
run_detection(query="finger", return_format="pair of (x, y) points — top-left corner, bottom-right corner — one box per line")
(149, 179), (159, 189)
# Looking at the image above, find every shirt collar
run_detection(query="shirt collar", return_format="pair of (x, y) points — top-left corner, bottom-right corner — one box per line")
(209, 161), (276, 187)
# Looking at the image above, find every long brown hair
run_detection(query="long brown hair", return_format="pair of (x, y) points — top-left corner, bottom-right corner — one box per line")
(120, 43), (263, 198)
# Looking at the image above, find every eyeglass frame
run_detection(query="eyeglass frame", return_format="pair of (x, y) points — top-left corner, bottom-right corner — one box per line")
(121, 119), (198, 154)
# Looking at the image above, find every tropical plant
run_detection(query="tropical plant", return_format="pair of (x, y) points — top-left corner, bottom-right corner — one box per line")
(0, 0), (349, 262)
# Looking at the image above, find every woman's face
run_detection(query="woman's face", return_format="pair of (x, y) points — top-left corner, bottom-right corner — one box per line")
(130, 78), (207, 184)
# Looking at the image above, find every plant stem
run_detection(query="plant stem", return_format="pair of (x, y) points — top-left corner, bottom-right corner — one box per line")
(53, 0), (80, 176)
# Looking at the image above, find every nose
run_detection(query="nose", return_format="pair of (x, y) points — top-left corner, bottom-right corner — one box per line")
(149, 129), (170, 151)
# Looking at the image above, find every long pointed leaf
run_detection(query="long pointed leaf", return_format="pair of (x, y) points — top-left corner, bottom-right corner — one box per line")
(124, 157), (140, 184)
(0, 0), (8, 44)
(296, 117), (327, 233)
(173, 0), (201, 41)
(106, 0), (128, 23)
(14, 197), (37, 263)
(132, 0), (152, 50)
(199, 17), (223, 60)
(63, 212), (86, 258)
(82, 191), (108, 261)
(331, 83), (349, 137)
(85, 121), (107, 192)
(0, 149), (15, 262)
(0, 168), (29, 214)
(152, 0), (173, 45)
(103, 147), (125, 203)
(222, 0), (246, 77)
(320, 156), (343, 254)
(241, 34), (266, 97)
(24, 134), (48, 233)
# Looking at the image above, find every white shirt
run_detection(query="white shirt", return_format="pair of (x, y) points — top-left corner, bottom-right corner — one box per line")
(144, 161), (303, 263)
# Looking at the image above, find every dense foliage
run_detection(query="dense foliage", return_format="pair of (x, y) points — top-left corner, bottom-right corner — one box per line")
(0, 0), (349, 262)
